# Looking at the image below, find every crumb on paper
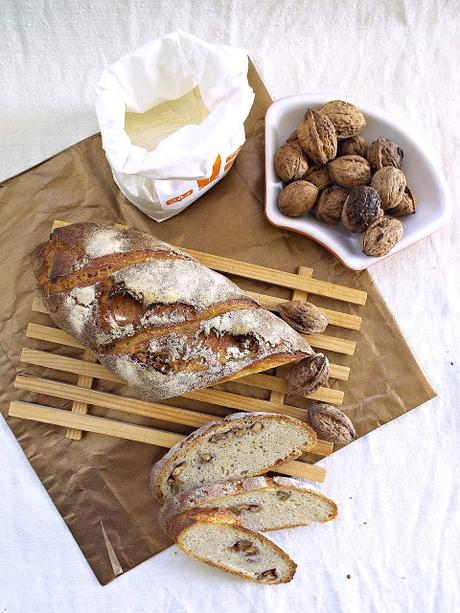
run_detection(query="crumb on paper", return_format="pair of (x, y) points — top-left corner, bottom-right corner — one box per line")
(346, 574), (351, 579)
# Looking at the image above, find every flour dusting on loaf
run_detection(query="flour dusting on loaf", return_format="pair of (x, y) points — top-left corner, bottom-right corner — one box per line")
(85, 227), (126, 259)
(32, 223), (313, 401)
(110, 258), (246, 308)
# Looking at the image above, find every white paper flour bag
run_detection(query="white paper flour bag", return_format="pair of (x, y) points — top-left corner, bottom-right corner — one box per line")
(95, 31), (255, 221)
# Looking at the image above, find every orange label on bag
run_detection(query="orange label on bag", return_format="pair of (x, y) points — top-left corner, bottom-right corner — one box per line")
(165, 189), (193, 205)
(197, 155), (222, 189)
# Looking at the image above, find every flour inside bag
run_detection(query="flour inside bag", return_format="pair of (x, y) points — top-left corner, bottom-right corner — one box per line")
(95, 31), (255, 221)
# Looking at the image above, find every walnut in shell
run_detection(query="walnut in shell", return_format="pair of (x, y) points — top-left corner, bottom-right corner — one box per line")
(297, 109), (337, 165)
(314, 187), (348, 224)
(390, 186), (417, 217)
(368, 138), (404, 172)
(337, 135), (368, 158)
(328, 155), (371, 188)
(274, 142), (309, 182)
(318, 100), (366, 139)
(370, 166), (406, 210)
(278, 180), (318, 217)
(361, 216), (403, 256)
(278, 301), (328, 334)
(342, 186), (382, 233)
(287, 353), (330, 396)
(304, 164), (333, 191)
(308, 403), (356, 444)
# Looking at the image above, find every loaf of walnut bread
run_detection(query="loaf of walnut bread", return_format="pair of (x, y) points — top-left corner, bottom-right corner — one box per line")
(32, 223), (313, 401)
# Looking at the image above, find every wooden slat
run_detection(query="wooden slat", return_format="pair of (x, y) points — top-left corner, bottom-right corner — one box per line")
(66, 349), (97, 440)
(51, 219), (366, 305)
(184, 249), (366, 305)
(26, 322), (349, 382)
(268, 268), (310, 415)
(8, 401), (326, 483)
(21, 347), (343, 410)
(186, 388), (310, 419)
(289, 266), (335, 453)
(301, 333), (356, 356)
(14, 375), (333, 456)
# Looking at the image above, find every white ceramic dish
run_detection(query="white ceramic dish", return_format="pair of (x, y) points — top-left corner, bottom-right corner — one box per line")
(265, 95), (451, 270)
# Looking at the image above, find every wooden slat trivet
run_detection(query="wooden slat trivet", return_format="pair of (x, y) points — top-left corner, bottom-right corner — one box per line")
(9, 219), (367, 483)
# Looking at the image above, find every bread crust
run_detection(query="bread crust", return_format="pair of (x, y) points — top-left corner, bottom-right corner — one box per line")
(173, 508), (297, 584)
(160, 475), (338, 534)
(150, 412), (317, 502)
(32, 223), (312, 400)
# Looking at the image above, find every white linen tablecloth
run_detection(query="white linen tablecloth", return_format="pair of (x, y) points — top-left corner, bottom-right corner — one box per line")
(1, 1), (459, 611)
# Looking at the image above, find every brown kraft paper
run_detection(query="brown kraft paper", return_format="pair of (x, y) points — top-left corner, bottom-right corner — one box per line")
(0, 61), (435, 585)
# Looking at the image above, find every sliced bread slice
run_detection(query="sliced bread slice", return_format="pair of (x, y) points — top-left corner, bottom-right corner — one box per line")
(150, 412), (317, 502)
(160, 475), (337, 533)
(171, 508), (297, 584)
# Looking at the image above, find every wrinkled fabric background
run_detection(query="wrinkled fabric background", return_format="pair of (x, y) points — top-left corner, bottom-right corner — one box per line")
(0, 1), (459, 612)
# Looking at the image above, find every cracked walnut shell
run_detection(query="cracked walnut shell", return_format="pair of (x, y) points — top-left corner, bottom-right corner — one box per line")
(371, 166), (406, 210)
(361, 216), (403, 256)
(278, 301), (328, 334)
(368, 138), (404, 172)
(328, 155), (371, 188)
(314, 187), (348, 224)
(342, 186), (382, 233)
(287, 353), (330, 396)
(319, 100), (366, 139)
(297, 109), (337, 165)
(278, 180), (318, 217)
(274, 141), (309, 182)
